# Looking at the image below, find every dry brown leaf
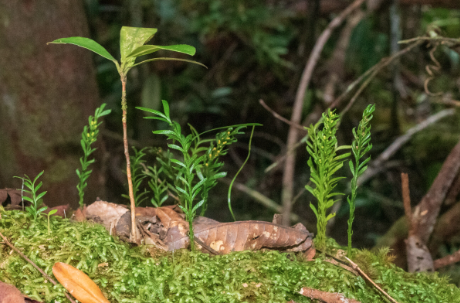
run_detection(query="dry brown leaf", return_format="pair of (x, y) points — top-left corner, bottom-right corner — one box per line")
(0, 189), (24, 209)
(52, 262), (110, 303)
(0, 281), (25, 303)
(166, 220), (314, 253)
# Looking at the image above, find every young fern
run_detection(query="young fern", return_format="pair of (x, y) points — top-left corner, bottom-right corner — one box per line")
(76, 104), (111, 208)
(14, 171), (47, 220)
(146, 164), (169, 207)
(306, 109), (350, 251)
(347, 104), (375, 255)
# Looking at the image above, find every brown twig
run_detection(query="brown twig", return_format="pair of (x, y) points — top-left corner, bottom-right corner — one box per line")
(281, 0), (366, 226)
(0, 231), (77, 303)
(434, 248), (460, 269)
(401, 173), (414, 235)
(298, 286), (361, 303)
(259, 99), (305, 131)
(345, 257), (399, 303)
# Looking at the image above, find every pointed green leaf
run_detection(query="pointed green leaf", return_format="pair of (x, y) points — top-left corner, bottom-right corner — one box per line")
(162, 100), (170, 119)
(132, 57), (207, 68)
(48, 37), (116, 62)
(120, 26), (157, 62)
(310, 203), (318, 216)
(127, 44), (196, 58)
(192, 199), (205, 213)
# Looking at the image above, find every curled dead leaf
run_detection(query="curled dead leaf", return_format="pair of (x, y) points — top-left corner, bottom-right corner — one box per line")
(52, 262), (110, 303)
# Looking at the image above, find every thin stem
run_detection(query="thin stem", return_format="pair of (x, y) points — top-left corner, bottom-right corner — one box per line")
(121, 76), (137, 241)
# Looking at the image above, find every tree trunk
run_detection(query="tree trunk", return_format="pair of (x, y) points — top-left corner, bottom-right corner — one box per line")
(0, 0), (104, 208)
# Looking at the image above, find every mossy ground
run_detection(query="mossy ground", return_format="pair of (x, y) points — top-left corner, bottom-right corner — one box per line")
(1, 209), (459, 303)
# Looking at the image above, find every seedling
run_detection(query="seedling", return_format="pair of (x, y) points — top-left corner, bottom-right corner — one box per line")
(347, 104), (374, 255)
(45, 209), (58, 234)
(122, 147), (150, 206)
(138, 100), (258, 250)
(306, 109), (351, 251)
(77, 103), (111, 209)
(14, 171), (48, 220)
(49, 26), (205, 240)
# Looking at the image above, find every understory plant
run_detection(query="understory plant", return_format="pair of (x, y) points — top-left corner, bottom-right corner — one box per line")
(76, 103), (111, 208)
(306, 105), (375, 252)
(138, 100), (256, 250)
(49, 26), (205, 240)
(347, 104), (374, 255)
(122, 147), (150, 206)
(306, 110), (351, 251)
(13, 171), (47, 220)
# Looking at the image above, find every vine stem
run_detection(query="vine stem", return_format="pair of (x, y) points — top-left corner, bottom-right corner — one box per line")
(121, 76), (137, 241)
(0, 231), (77, 303)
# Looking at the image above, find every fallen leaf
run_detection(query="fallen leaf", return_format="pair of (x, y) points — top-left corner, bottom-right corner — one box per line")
(165, 220), (314, 254)
(0, 281), (25, 303)
(0, 189), (24, 209)
(52, 262), (110, 303)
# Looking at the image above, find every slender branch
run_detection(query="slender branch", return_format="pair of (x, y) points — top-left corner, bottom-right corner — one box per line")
(0, 231), (77, 303)
(401, 173), (414, 235)
(345, 257), (399, 303)
(259, 99), (306, 131)
(282, 0), (366, 226)
(298, 286), (361, 303)
(121, 77), (137, 242)
(358, 108), (455, 186)
(434, 248), (460, 269)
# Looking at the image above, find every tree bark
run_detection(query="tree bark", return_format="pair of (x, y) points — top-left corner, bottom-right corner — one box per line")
(0, 0), (103, 208)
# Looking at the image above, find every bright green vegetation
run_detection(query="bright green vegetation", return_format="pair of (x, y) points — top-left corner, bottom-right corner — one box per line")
(137, 100), (257, 250)
(346, 104), (375, 255)
(306, 109), (350, 251)
(306, 105), (374, 253)
(13, 171), (47, 220)
(1, 210), (459, 303)
(76, 103), (111, 208)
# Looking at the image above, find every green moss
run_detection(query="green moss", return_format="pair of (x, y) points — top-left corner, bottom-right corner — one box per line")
(1, 210), (459, 303)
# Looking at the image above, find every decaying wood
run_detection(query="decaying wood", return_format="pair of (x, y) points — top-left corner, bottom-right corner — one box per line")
(345, 257), (399, 303)
(298, 286), (361, 303)
(412, 138), (460, 244)
(401, 173), (434, 272)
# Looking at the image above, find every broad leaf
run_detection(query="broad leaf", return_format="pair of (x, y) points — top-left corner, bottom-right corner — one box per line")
(127, 44), (196, 58)
(48, 37), (116, 62)
(120, 26), (157, 68)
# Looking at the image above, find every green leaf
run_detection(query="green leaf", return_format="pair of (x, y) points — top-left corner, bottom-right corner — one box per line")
(34, 171), (44, 183)
(348, 160), (355, 173)
(127, 44), (196, 58)
(48, 37), (116, 62)
(132, 57), (208, 69)
(192, 199), (205, 213)
(162, 100), (170, 120)
(170, 159), (186, 168)
(136, 106), (167, 119)
(310, 203), (318, 216)
(48, 209), (58, 216)
(120, 26), (157, 66)
(36, 191), (47, 201)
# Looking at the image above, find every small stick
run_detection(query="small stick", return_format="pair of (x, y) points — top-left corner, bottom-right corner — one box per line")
(345, 257), (399, 303)
(434, 247), (460, 269)
(259, 99), (305, 131)
(0, 231), (77, 303)
(298, 286), (361, 303)
(401, 173), (414, 235)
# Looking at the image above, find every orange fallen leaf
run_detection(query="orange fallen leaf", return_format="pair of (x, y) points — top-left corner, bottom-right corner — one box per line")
(52, 262), (110, 303)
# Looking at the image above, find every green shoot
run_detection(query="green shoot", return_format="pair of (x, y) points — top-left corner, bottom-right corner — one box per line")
(76, 103), (111, 208)
(347, 104), (375, 255)
(14, 171), (48, 220)
(45, 209), (58, 234)
(145, 164), (169, 207)
(122, 147), (150, 206)
(137, 100), (257, 250)
(306, 109), (350, 251)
